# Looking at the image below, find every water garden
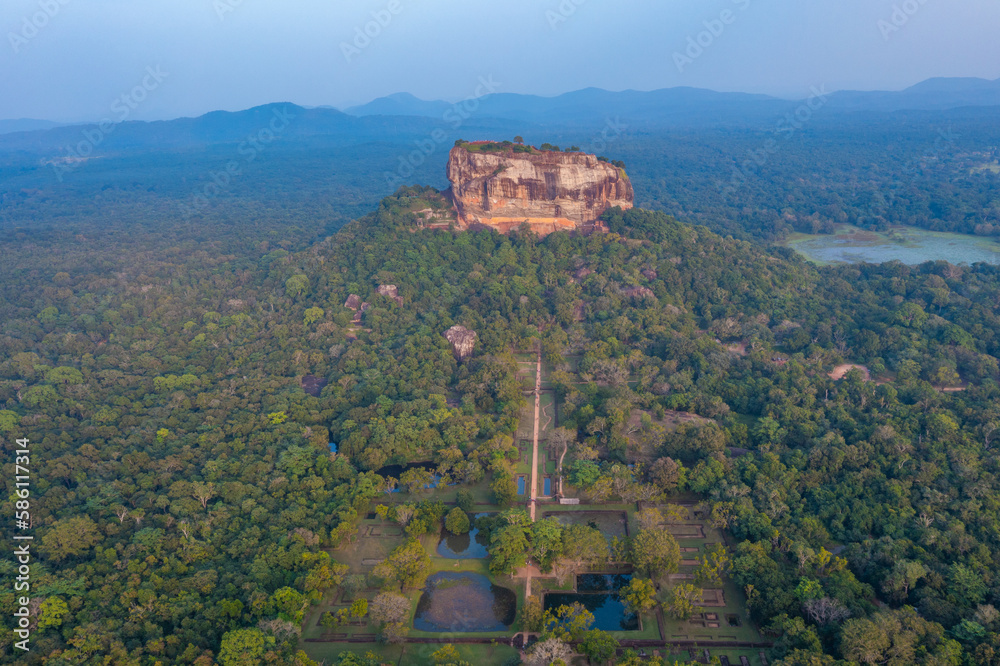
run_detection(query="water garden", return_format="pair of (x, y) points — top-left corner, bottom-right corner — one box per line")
(303, 357), (765, 665)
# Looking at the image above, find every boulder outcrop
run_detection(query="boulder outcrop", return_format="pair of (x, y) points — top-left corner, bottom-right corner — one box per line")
(377, 284), (404, 305)
(446, 144), (634, 236)
(444, 325), (477, 361)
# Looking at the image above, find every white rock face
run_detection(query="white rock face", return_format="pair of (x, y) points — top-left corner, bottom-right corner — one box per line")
(444, 325), (477, 361)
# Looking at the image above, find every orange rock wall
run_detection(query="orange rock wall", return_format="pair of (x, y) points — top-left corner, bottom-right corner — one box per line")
(446, 146), (634, 236)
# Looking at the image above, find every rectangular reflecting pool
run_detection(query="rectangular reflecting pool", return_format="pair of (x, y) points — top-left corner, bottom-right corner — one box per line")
(544, 574), (638, 632)
(543, 477), (552, 496)
(544, 592), (639, 632)
(517, 476), (526, 495)
(415, 572), (516, 632)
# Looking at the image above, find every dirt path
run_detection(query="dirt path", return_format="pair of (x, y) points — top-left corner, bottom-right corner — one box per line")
(541, 402), (553, 432)
(529, 351), (541, 522)
(829, 364), (871, 381)
(557, 440), (568, 498)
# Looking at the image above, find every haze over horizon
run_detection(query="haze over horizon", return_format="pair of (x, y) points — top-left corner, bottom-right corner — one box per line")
(2, 0), (999, 123)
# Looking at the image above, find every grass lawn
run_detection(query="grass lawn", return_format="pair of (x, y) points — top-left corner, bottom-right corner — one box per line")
(303, 641), (519, 666)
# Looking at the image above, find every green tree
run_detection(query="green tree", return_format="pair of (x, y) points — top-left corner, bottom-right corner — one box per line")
(38, 597), (69, 631)
(882, 560), (927, 602)
(350, 598), (369, 619)
(620, 577), (657, 615)
(41, 515), (101, 562)
(840, 607), (958, 665)
(272, 586), (308, 624)
(285, 274), (310, 298)
(373, 538), (431, 590)
(630, 528), (680, 579)
(519, 596), (545, 632)
(45, 366), (83, 385)
(304, 307), (325, 326)
(694, 543), (730, 586)
(663, 583), (702, 620)
(579, 629), (619, 664)
(0, 410), (19, 433)
(489, 509), (532, 575)
(431, 644), (462, 665)
(531, 517), (564, 572)
(218, 628), (273, 666)
(543, 602), (594, 641)
(444, 507), (470, 535)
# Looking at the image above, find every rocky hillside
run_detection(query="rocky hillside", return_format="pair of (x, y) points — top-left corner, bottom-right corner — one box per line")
(446, 142), (634, 235)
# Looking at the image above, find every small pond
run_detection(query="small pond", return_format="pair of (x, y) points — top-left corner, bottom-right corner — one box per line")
(577, 573), (632, 593)
(437, 513), (491, 559)
(545, 590), (638, 632)
(786, 225), (1000, 266)
(414, 572), (516, 632)
(517, 476), (526, 495)
(375, 461), (437, 479)
(543, 477), (552, 496)
(374, 462), (452, 491)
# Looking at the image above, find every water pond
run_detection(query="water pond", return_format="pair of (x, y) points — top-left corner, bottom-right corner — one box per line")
(786, 225), (1000, 266)
(437, 513), (491, 559)
(375, 461), (437, 479)
(545, 572), (639, 632)
(577, 573), (632, 593)
(414, 572), (516, 632)
(517, 476), (526, 495)
(374, 462), (452, 491)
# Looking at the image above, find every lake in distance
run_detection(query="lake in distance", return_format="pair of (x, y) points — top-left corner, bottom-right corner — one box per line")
(785, 225), (1000, 266)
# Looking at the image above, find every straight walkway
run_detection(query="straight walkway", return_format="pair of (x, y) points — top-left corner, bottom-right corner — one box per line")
(529, 350), (541, 521)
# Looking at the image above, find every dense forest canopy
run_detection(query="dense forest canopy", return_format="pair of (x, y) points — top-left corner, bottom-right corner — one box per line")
(2, 178), (1000, 663)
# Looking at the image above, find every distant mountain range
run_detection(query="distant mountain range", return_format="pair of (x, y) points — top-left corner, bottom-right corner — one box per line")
(3, 77), (998, 140)
(0, 118), (66, 135)
(0, 77), (997, 159)
(345, 77), (1000, 123)
(824, 77), (1000, 112)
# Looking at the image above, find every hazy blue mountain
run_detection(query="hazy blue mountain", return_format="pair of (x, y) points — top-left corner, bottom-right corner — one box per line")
(345, 92), (453, 118)
(825, 77), (1000, 111)
(345, 86), (791, 127)
(0, 103), (491, 155)
(341, 78), (1000, 129)
(0, 118), (65, 134)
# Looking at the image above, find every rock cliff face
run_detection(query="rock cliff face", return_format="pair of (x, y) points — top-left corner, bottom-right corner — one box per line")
(444, 325), (477, 361)
(446, 145), (634, 236)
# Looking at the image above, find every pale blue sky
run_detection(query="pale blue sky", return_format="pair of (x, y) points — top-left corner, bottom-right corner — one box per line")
(2, 0), (998, 122)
